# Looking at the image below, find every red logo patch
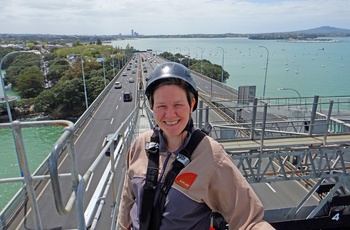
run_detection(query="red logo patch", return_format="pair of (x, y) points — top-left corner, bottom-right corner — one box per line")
(174, 173), (197, 190)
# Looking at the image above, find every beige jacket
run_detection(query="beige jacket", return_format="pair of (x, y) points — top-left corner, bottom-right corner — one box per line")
(118, 129), (275, 230)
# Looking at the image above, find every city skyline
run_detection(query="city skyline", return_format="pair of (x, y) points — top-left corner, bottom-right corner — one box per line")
(1, 0), (349, 36)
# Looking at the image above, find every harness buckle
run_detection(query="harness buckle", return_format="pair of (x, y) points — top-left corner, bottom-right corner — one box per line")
(145, 142), (159, 154)
(176, 153), (190, 167)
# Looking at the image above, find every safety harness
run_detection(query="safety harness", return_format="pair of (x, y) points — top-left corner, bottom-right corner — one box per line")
(139, 129), (206, 230)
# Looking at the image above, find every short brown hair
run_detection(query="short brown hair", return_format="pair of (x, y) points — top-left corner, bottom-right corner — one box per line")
(148, 78), (195, 109)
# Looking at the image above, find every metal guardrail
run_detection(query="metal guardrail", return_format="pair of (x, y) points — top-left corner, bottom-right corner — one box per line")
(0, 60), (133, 230)
(0, 120), (75, 229)
(0, 103), (140, 230)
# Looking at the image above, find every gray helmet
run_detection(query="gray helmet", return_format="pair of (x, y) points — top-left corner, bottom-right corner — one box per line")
(145, 62), (198, 111)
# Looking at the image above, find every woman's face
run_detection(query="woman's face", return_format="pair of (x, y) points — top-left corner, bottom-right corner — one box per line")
(152, 84), (195, 138)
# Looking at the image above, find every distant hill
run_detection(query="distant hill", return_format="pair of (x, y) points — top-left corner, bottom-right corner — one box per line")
(291, 26), (350, 34)
(1, 26), (349, 43)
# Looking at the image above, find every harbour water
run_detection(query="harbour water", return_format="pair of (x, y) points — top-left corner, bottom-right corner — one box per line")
(1, 37), (350, 210)
(0, 126), (63, 209)
(111, 37), (350, 98)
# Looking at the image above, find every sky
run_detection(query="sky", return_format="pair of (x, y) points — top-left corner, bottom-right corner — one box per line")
(1, 0), (349, 36)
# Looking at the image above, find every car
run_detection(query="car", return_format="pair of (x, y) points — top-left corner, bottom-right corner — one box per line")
(114, 81), (122, 89)
(122, 72), (127, 76)
(102, 133), (121, 157)
(128, 78), (135, 83)
(123, 92), (133, 102)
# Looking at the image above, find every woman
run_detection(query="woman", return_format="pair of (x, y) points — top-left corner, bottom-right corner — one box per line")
(118, 62), (274, 230)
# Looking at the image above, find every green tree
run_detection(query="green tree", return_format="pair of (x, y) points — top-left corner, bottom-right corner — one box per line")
(45, 58), (71, 83)
(34, 89), (57, 114)
(5, 53), (42, 87)
(15, 66), (45, 98)
(54, 78), (86, 117)
(43, 53), (59, 62)
(87, 76), (105, 101)
(190, 59), (229, 82)
(73, 40), (83, 47)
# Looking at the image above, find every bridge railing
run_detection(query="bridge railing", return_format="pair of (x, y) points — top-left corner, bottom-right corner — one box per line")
(0, 120), (75, 229)
(78, 100), (140, 229)
(196, 95), (350, 141)
(0, 60), (133, 229)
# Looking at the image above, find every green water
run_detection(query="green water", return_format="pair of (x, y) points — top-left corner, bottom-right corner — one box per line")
(0, 126), (63, 210)
(112, 37), (350, 98)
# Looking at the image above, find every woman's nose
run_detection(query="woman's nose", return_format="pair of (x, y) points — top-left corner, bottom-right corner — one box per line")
(165, 107), (177, 117)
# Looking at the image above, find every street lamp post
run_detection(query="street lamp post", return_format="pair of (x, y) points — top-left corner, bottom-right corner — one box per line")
(217, 46), (225, 82)
(0, 51), (20, 122)
(278, 87), (302, 104)
(259, 46), (269, 99)
(111, 55), (116, 77)
(80, 48), (94, 110)
(102, 48), (113, 88)
(197, 47), (203, 74)
(46, 58), (72, 88)
(102, 60), (106, 87)
(0, 51), (38, 121)
(1, 51), (45, 220)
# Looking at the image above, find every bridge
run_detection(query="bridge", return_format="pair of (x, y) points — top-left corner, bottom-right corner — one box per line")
(1, 52), (350, 229)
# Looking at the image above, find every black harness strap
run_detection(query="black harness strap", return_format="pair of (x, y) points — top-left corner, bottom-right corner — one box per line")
(139, 133), (159, 230)
(150, 129), (206, 229)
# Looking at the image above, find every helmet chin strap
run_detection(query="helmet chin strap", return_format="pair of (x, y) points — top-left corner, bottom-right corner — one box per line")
(182, 117), (194, 133)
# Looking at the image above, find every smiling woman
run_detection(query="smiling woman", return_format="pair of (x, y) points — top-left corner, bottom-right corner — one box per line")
(117, 62), (275, 230)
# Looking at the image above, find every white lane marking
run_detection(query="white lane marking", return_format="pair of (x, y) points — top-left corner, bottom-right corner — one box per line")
(85, 173), (94, 191)
(274, 114), (286, 120)
(116, 105), (119, 110)
(110, 118), (114, 124)
(265, 183), (276, 193)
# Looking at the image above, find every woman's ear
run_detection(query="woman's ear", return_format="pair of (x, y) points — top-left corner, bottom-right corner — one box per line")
(190, 98), (196, 112)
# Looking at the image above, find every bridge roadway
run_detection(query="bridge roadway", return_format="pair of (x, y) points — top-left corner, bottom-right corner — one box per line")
(2, 52), (350, 229)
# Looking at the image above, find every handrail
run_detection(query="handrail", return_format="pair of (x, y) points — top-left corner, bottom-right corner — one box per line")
(76, 100), (140, 229)
(0, 120), (75, 230)
(49, 123), (79, 215)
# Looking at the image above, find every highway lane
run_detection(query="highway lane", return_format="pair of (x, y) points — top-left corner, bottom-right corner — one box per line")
(252, 180), (319, 211)
(13, 56), (141, 229)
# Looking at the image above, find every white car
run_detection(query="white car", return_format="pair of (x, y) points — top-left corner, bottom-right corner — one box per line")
(114, 82), (122, 89)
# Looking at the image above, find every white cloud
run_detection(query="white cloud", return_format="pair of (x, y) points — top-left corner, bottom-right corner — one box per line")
(0, 0), (349, 35)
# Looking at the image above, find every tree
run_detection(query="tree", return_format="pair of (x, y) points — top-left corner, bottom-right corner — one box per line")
(43, 53), (59, 62)
(87, 76), (105, 101)
(96, 39), (102, 45)
(189, 59), (229, 82)
(54, 78), (86, 117)
(34, 89), (57, 114)
(5, 53), (42, 87)
(73, 40), (83, 47)
(15, 66), (45, 98)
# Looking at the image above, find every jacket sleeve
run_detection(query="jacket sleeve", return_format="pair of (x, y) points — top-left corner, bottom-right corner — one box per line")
(205, 152), (275, 230)
(117, 149), (134, 230)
